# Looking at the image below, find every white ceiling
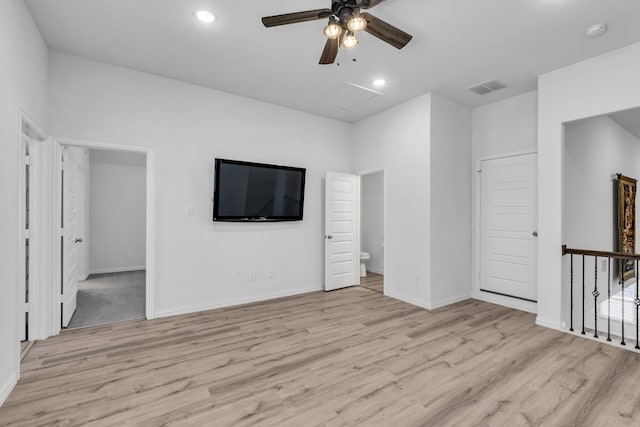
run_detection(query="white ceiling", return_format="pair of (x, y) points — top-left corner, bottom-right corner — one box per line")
(25, 0), (640, 122)
(611, 109), (640, 140)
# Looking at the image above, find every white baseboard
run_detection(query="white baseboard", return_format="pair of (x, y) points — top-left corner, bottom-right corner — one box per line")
(384, 290), (430, 310)
(427, 293), (471, 310)
(155, 286), (322, 319)
(0, 372), (18, 408)
(472, 290), (537, 314)
(535, 316), (565, 331)
(366, 267), (384, 275)
(89, 265), (146, 275)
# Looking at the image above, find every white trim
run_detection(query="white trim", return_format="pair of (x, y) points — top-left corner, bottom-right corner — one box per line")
(18, 111), (48, 345)
(57, 137), (151, 154)
(478, 149), (538, 163)
(145, 149), (155, 319)
(155, 286), (322, 319)
(427, 293), (472, 310)
(20, 110), (47, 140)
(535, 316), (565, 331)
(366, 267), (384, 275)
(384, 289), (430, 311)
(52, 141), (62, 337)
(473, 290), (537, 314)
(88, 266), (146, 275)
(50, 137), (156, 335)
(0, 372), (18, 407)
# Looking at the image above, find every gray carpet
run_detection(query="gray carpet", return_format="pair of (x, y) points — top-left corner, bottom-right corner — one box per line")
(68, 270), (146, 329)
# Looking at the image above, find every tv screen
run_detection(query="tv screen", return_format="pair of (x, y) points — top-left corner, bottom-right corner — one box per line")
(213, 159), (306, 222)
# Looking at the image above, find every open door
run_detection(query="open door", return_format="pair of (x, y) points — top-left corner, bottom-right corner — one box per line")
(19, 134), (36, 341)
(324, 172), (359, 291)
(61, 147), (81, 327)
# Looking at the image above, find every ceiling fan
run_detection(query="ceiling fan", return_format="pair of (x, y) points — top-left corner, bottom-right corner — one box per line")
(262, 0), (413, 65)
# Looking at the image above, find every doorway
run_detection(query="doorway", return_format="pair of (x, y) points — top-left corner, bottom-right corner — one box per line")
(359, 170), (384, 294)
(60, 145), (148, 329)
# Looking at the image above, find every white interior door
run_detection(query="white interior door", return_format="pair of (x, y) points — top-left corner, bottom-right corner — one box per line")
(480, 153), (537, 302)
(61, 147), (80, 327)
(325, 172), (359, 291)
(19, 135), (35, 341)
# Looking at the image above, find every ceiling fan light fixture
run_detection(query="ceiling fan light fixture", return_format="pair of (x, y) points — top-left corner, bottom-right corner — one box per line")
(323, 17), (343, 39)
(342, 31), (359, 49)
(347, 16), (367, 32)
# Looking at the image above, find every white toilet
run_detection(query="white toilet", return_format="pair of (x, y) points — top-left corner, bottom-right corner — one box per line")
(360, 252), (371, 277)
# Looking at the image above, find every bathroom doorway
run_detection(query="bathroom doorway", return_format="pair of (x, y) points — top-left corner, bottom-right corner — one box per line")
(359, 169), (384, 294)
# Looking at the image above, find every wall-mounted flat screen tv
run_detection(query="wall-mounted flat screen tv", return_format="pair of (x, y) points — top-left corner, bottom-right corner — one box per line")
(213, 159), (306, 222)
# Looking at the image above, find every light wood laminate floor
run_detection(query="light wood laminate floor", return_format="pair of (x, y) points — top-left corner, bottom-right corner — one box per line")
(360, 272), (383, 294)
(2, 287), (640, 426)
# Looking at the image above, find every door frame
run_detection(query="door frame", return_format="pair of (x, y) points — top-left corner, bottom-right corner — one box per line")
(51, 137), (155, 336)
(356, 167), (387, 294)
(17, 111), (48, 344)
(473, 150), (538, 313)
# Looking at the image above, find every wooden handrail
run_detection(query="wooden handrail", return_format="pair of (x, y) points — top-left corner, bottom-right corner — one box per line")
(562, 245), (640, 261)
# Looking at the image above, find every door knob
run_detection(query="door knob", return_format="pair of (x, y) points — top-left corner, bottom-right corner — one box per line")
(75, 238), (84, 243)
(532, 231), (538, 237)
(325, 235), (333, 240)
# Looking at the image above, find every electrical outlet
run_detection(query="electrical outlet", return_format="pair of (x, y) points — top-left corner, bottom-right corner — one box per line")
(414, 275), (419, 284)
(249, 270), (256, 281)
(268, 270), (274, 279)
(185, 207), (194, 216)
(124, 251), (130, 258)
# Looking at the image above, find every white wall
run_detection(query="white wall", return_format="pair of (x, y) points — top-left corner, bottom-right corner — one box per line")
(352, 93), (472, 309)
(361, 172), (384, 274)
(0, 0), (48, 406)
(430, 93), (472, 307)
(352, 94), (431, 308)
(538, 41), (640, 330)
(89, 149), (146, 274)
(565, 115), (640, 253)
(472, 91), (538, 160)
(48, 51), (352, 317)
(471, 91), (538, 310)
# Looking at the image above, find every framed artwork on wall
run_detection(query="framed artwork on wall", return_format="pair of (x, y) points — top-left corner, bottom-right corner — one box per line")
(617, 174), (637, 281)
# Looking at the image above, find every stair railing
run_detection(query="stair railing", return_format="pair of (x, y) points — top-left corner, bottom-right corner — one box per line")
(562, 245), (640, 349)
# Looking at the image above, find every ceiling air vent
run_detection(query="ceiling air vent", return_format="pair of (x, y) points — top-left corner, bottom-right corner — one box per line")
(468, 79), (507, 95)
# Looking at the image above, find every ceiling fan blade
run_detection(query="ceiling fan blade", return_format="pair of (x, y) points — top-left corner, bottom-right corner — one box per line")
(358, 0), (388, 9)
(262, 9), (332, 27)
(361, 12), (412, 49)
(319, 34), (344, 64)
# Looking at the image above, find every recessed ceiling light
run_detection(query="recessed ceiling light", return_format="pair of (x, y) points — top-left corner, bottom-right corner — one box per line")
(196, 10), (215, 23)
(585, 23), (607, 38)
(373, 79), (386, 88)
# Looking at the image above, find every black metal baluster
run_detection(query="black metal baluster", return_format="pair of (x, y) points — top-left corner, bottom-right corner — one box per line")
(570, 254), (574, 332)
(607, 257), (611, 342)
(593, 256), (599, 338)
(582, 255), (585, 335)
(621, 259), (626, 346)
(633, 260), (640, 350)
